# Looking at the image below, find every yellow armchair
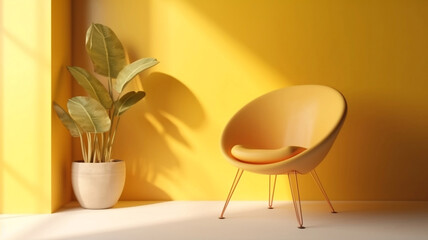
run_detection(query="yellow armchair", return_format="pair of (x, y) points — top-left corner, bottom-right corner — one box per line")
(219, 85), (347, 229)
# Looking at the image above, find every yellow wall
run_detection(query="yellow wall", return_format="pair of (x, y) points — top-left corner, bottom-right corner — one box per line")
(0, 0), (72, 213)
(51, 0), (72, 212)
(0, 0), (52, 213)
(69, 0), (427, 201)
(1, 0), (426, 213)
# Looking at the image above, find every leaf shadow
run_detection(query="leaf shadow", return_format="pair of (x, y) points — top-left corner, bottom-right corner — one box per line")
(113, 72), (206, 200)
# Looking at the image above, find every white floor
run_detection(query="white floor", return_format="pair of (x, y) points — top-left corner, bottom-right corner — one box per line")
(1, 201), (427, 240)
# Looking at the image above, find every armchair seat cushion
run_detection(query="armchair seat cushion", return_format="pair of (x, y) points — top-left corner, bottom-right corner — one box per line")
(231, 145), (307, 164)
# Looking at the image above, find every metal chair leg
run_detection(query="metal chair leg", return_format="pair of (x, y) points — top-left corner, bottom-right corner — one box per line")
(311, 170), (337, 213)
(219, 169), (244, 219)
(288, 171), (305, 229)
(268, 175), (277, 209)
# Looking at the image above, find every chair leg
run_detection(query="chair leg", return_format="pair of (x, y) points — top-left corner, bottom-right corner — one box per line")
(268, 175), (277, 209)
(288, 171), (305, 229)
(310, 170), (337, 213)
(219, 168), (244, 219)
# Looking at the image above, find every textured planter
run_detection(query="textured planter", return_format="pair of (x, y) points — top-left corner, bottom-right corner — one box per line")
(72, 160), (126, 209)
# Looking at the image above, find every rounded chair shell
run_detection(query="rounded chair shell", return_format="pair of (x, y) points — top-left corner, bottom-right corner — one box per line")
(221, 85), (347, 175)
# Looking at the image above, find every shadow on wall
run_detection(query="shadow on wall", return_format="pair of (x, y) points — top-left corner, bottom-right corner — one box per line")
(184, 0), (428, 200)
(114, 72), (205, 200)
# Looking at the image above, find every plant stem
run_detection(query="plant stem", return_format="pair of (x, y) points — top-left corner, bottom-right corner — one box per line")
(103, 131), (109, 162)
(87, 133), (92, 163)
(108, 116), (121, 159)
(92, 133), (98, 163)
(79, 132), (87, 163)
(100, 133), (104, 162)
(108, 76), (113, 100)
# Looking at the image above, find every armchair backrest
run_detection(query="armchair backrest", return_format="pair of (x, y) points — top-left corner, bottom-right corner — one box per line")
(221, 85), (347, 173)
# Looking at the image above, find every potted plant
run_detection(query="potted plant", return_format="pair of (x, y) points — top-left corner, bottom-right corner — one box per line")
(53, 23), (158, 209)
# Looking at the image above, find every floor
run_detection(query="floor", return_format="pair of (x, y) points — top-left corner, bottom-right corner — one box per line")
(1, 201), (427, 240)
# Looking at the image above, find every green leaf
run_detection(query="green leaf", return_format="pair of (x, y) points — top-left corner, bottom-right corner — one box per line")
(67, 66), (113, 109)
(85, 23), (127, 78)
(53, 102), (80, 137)
(114, 58), (159, 93)
(114, 91), (146, 116)
(67, 96), (111, 133)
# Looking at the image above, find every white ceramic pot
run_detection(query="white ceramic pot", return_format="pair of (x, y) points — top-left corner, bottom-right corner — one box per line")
(71, 160), (126, 209)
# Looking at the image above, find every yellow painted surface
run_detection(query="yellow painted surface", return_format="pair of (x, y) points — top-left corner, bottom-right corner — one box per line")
(51, 0), (72, 213)
(0, 0), (52, 213)
(70, 0), (428, 201)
